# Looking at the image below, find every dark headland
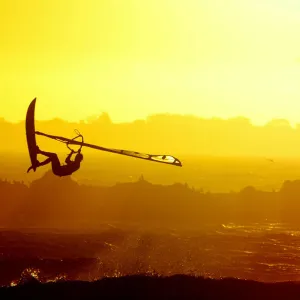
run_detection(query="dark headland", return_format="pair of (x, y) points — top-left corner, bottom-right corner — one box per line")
(1, 275), (300, 300)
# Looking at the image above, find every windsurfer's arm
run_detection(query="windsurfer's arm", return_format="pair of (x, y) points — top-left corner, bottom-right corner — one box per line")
(65, 150), (74, 164)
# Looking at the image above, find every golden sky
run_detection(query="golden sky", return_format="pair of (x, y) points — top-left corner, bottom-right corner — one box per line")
(1, 0), (300, 125)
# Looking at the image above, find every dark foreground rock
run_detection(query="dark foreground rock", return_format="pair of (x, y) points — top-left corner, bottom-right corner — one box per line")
(1, 275), (300, 300)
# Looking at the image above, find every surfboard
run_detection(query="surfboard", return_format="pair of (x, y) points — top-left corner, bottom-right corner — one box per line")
(26, 98), (38, 171)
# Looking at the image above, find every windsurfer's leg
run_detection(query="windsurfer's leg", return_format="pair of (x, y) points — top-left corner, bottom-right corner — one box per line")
(37, 148), (58, 159)
(37, 158), (52, 167)
(27, 158), (52, 173)
(36, 147), (62, 175)
(37, 148), (61, 166)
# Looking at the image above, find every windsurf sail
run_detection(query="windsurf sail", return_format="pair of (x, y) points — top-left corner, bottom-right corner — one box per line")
(35, 131), (182, 167)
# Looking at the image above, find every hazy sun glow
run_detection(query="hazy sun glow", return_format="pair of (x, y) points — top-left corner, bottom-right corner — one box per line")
(1, 0), (300, 125)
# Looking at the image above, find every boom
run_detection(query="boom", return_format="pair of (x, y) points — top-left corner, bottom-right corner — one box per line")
(35, 131), (182, 167)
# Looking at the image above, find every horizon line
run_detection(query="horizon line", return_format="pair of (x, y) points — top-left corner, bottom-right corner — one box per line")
(0, 113), (299, 128)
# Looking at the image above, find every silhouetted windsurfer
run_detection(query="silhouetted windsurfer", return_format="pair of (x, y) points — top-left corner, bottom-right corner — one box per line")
(27, 146), (83, 177)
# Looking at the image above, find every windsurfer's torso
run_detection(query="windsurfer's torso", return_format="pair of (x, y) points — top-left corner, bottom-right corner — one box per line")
(52, 161), (81, 177)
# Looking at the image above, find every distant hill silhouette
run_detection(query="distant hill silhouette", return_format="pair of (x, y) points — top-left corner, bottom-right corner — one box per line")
(1, 114), (300, 156)
(1, 171), (300, 228)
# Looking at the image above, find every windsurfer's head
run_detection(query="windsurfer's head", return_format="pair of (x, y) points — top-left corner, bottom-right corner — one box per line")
(75, 152), (83, 163)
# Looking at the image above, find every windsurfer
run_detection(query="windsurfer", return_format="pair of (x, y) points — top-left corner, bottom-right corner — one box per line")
(27, 146), (83, 177)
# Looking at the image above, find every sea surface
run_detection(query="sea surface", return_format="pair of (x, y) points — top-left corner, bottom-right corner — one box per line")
(1, 222), (300, 286)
